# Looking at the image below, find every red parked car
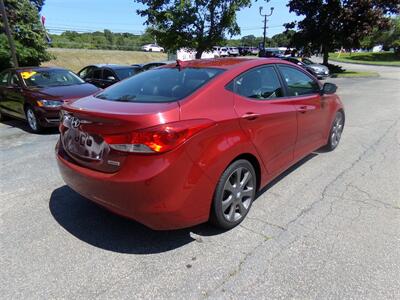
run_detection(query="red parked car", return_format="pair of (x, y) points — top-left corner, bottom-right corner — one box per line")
(0, 67), (99, 132)
(56, 58), (344, 230)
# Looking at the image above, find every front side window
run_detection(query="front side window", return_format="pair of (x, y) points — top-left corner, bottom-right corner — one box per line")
(278, 65), (320, 96)
(233, 66), (284, 100)
(21, 69), (85, 88)
(10, 73), (21, 86)
(103, 69), (117, 80)
(92, 69), (102, 80)
(96, 67), (224, 103)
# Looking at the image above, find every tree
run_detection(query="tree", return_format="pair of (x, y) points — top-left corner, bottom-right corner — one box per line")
(0, 0), (51, 70)
(270, 30), (295, 47)
(134, 0), (253, 58)
(361, 16), (400, 54)
(286, 0), (400, 64)
(29, 0), (45, 11)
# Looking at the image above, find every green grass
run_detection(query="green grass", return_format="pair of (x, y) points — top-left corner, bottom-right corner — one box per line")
(329, 52), (400, 66)
(332, 70), (379, 78)
(42, 48), (168, 72)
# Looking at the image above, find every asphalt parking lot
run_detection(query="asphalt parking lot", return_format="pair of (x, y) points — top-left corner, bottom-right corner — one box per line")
(1, 62), (399, 299)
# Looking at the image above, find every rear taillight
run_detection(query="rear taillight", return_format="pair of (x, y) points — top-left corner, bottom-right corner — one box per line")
(102, 119), (215, 154)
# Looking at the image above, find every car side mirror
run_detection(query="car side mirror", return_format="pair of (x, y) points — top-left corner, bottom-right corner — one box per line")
(321, 82), (337, 95)
(107, 76), (116, 81)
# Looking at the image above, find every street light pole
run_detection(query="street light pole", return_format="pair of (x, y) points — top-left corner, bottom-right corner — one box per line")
(259, 2), (274, 52)
(0, 0), (18, 67)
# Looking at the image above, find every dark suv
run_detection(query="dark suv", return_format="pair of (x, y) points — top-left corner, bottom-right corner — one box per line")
(0, 67), (99, 132)
(78, 64), (142, 88)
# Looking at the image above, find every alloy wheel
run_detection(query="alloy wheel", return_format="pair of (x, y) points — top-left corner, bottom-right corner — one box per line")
(221, 167), (255, 222)
(331, 112), (344, 148)
(26, 108), (38, 131)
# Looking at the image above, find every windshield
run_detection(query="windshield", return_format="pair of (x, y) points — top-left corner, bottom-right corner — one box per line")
(96, 67), (224, 103)
(114, 67), (141, 80)
(302, 58), (314, 65)
(21, 69), (85, 88)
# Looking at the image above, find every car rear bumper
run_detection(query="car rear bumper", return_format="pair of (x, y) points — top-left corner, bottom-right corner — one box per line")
(55, 140), (215, 230)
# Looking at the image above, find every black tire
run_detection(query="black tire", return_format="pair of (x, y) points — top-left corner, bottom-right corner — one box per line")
(210, 159), (257, 230)
(25, 106), (43, 133)
(0, 109), (7, 121)
(324, 111), (344, 151)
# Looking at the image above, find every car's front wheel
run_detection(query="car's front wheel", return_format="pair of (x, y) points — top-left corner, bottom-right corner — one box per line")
(210, 159), (257, 229)
(25, 107), (42, 133)
(325, 111), (344, 151)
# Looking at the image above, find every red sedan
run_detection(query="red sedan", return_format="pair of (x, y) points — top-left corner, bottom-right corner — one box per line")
(56, 58), (344, 230)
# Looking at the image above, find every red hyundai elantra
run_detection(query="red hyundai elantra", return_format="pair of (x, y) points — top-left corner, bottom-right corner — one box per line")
(56, 58), (344, 230)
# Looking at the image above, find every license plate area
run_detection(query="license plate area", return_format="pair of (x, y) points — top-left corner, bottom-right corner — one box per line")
(63, 128), (106, 161)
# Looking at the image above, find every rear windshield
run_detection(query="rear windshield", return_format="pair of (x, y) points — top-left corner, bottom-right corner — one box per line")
(96, 67), (224, 103)
(114, 67), (141, 80)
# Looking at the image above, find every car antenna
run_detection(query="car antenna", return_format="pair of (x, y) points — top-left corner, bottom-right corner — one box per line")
(176, 59), (187, 70)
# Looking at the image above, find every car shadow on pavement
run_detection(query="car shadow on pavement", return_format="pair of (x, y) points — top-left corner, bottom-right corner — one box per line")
(49, 186), (223, 254)
(0, 119), (59, 135)
(49, 153), (319, 254)
(255, 153), (318, 200)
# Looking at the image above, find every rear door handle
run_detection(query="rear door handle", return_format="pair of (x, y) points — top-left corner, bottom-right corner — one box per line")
(298, 105), (308, 113)
(241, 112), (260, 120)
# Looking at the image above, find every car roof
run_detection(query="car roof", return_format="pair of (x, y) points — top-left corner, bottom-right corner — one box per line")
(85, 64), (137, 69)
(5, 66), (68, 73)
(163, 57), (282, 70)
(143, 60), (176, 66)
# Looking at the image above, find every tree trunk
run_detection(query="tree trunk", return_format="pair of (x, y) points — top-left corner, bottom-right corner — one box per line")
(323, 49), (329, 65)
(195, 49), (203, 59)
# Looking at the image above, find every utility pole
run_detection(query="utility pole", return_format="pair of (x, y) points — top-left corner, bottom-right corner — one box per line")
(0, 0), (18, 67)
(259, 1), (274, 52)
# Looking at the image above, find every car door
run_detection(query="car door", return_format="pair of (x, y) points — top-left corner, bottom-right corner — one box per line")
(277, 64), (328, 159)
(232, 65), (298, 176)
(0, 70), (11, 114)
(0, 71), (25, 118)
(7, 72), (25, 118)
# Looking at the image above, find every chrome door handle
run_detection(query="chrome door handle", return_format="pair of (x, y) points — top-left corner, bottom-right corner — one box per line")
(241, 113), (260, 120)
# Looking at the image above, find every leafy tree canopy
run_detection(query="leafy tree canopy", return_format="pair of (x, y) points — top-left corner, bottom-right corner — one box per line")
(1, 0), (51, 70)
(30, 0), (45, 12)
(134, 0), (253, 58)
(361, 16), (400, 54)
(286, 0), (400, 64)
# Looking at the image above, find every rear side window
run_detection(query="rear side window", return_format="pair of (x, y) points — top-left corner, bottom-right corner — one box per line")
(96, 67), (224, 103)
(278, 65), (320, 96)
(113, 67), (140, 79)
(233, 66), (284, 100)
(79, 67), (94, 79)
(0, 71), (10, 86)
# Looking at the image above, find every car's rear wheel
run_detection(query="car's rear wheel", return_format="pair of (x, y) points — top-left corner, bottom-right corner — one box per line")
(25, 107), (42, 133)
(325, 111), (344, 151)
(210, 159), (256, 229)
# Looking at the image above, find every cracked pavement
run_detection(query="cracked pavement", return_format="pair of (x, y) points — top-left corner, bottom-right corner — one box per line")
(1, 63), (399, 299)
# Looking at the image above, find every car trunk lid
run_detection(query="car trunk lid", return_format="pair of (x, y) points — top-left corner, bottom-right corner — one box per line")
(59, 96), (180, 173)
